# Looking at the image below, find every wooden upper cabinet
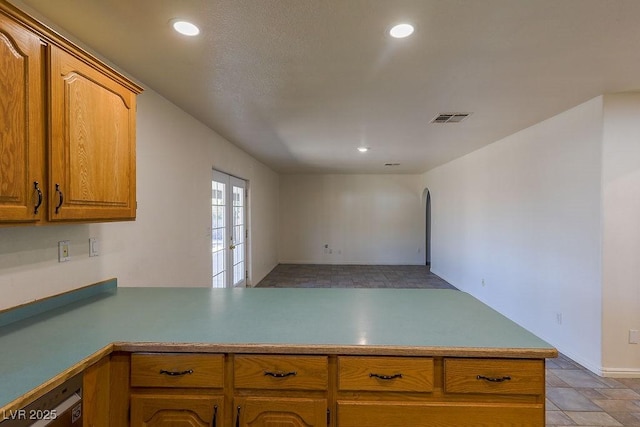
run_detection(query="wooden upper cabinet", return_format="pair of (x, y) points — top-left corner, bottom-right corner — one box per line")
(49, 44), (138, 221)
(0, 12), (45, 224)
(0, 1), (142, 225)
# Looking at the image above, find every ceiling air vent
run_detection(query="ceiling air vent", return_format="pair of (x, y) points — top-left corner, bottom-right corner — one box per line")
(384, 163), (401, 167)
(431, 112), (472, 124)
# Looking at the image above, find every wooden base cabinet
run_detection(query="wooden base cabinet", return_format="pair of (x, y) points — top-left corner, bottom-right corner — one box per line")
(233, 355), (329, 427)
(82, 352), (131, 427)
(130, 354), (225, 427)
(124, 352), (547, 427)
(131, 395), (223, 427)
(234, 397), (327, 427)
(335, 356), (545, 427)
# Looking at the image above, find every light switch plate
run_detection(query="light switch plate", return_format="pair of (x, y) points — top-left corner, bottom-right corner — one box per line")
(89, 238), (99, 257)
(630, 329), (639, 344)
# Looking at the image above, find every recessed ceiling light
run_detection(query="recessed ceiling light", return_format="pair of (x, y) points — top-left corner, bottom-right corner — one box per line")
(172, 20), (200, 36)
(357, 147), (369, 153)
(389, 23), (414, 38)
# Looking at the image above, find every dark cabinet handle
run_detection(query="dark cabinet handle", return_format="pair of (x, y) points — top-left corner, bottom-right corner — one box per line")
(33, 181), (43, 214)
(264, 370), (297, 378)
(369, 373), (403, 380)
(211, 405), (218, 427)
(54, 183), (64, 214)
(159, 369), (194, 376)
(477, 375), (511, 383)
(235, 406), (240, 427)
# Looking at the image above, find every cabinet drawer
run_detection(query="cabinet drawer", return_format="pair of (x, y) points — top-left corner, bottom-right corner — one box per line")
(444, 358), (544, 395)
(337, 401), (544, 427)
(131, 353), (224, 388)
(338, 356), (434, 392)
(234, 355), (328, 390)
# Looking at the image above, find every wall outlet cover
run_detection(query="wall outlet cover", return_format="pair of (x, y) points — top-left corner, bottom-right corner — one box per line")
(58, 241), (70, 262)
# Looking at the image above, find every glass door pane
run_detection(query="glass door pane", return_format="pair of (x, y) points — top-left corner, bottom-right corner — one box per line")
(230, 176), (246, 287)
(211, 175), (227, 288)
(212, 170), (247, 288)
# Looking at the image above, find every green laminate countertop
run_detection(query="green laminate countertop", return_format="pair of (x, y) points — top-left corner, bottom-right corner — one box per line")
(0, 286), (556, 412)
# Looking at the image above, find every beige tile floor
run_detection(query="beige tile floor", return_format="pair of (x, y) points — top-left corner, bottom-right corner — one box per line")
(258, 264), (640, 426)
(546, 353), (640, 426)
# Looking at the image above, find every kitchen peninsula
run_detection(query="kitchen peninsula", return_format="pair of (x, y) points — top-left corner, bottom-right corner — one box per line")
(0, 280), (556, 426)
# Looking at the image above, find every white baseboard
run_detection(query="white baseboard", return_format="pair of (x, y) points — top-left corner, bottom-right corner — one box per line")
(277, 260), (424, 265)
(599, 367), (640, 378)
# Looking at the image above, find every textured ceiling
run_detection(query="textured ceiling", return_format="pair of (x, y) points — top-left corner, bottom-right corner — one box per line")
(10, 0), (640, 174)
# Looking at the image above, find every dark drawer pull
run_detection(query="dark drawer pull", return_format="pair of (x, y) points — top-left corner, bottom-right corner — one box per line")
(477, 375), (511, 383)
(370, 373), (403, 380)
(159, 369), (194, 376)
(264, 370), (297, 378)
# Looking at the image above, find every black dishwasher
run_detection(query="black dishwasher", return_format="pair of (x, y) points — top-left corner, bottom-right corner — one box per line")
(1, 373), (82, 427)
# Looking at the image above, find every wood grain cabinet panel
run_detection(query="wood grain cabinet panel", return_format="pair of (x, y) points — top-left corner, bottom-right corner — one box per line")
(131, 395), (223, 427)
(444, 358), (544, 395)
(83, 357), (111, 427)
(337, 401), (544, 427)
(131, 353), (224, 388)
(234, 397), (327, 427)
(234, 355), (328, 390)
(49, 44), (137, 221)
(0, 11), (45, 224)
(338, 356), (434, 392)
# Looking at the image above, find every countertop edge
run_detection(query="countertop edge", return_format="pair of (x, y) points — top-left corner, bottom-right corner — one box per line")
(114, 341), (558, 358)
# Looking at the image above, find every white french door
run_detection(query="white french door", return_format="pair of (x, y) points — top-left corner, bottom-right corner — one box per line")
(212, 170), (247, 288)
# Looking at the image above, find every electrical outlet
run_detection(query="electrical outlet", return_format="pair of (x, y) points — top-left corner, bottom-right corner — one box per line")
(481, 279), (485, 287)
(89, 238), (99, 257)
(58, 241), (70, 262)
(629, 329), (639, 344)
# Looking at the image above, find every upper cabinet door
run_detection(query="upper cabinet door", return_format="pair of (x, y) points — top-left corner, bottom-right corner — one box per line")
(0, 13), (45, 224)
(49, 44), (137, 221)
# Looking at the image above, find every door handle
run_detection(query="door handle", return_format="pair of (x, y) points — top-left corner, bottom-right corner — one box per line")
(230, 244), (236, 250)
(55, 183), (64, 213)
(33, 181), (43, 214)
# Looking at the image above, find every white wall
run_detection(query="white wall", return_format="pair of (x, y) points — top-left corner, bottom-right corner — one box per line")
(279, 174), (424, 265)
(0, 89), (280, 310)
(601, 93), (640, 376)
(421, 97), (604, 373)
